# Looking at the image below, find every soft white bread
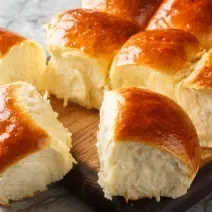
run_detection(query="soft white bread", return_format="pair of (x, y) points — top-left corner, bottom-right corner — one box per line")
(0, 82), (75, 206)
(97, 87), (200, 201)
(44, 9), (138, 109)
(82, 0), (162, 29)
(110, 29), (212, 148)
(146, 0), (212, 49)
(0, 28), (46, 89)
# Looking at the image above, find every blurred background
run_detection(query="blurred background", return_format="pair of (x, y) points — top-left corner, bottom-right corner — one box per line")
(0, 0), (80, 47)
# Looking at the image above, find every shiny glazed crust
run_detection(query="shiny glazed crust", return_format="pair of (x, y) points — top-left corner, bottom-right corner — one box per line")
(185, 52), (212, 89)
(114, 87), (200, 175)
(0, 28), (25, 56)
(0, 84), (49, 174)
(146, 0), (212, 49)
(82, 0), (162, 29)
(115, 29), (204, 75)
(46, 9), (139, 59)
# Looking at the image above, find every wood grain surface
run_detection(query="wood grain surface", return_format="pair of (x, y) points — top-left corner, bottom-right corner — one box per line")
(50, 97), (212, 212)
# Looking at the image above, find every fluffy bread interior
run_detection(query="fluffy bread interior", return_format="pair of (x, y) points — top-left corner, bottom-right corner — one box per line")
(0, 40), (46, 89)
(176, 82), (212, 148)
(174, 50), (212, 148)
(43, 49), (108, 109)
(0, 148), (67, 205)
(110, 62), (177, 100)
(0, 82), (74, 205)
(97, 91), (193, 201)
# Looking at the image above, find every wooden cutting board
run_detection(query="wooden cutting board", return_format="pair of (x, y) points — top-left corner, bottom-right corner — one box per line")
(50, 97), (212, 212)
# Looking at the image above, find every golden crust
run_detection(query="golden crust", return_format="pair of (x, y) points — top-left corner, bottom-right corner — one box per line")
(0, 84), (49, 174)
(185, 51), (212, 89)
(115, 29), (204, 76)
(114, 87), (200, 174)
(146, 0), (212, 49)
(83, 0), (162, 29)
(46, 9), (139, 59)
(0, 28), (25, 56)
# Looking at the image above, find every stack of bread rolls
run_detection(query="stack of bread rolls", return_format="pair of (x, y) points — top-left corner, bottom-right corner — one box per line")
(0, 0), (211, 205)
(83, 0), (212, 48)
(0, 28), (75, 205)
(110, 29), (212, 148)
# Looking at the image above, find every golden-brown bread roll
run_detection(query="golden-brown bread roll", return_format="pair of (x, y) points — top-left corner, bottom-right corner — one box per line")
(146, 0), (212, 49)
(110, 29), (212, 148)
(82, 0), (162, 29)
(44, 9), (138, 109)
(184, 49), (212, 89)
(97, 87), (200, 201)
(0, 28), (46, 88)
(0, 82), (75, 206)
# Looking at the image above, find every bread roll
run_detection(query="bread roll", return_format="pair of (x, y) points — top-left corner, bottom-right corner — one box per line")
(0, 82), (75, 206)
(44, 9), (138, 109)
(82, 0), (162, 29)
(97, 87), (200, 201)
(146, 0), (212, 49)
(110, 29), (212, 148)
(0, 28), (46, 88)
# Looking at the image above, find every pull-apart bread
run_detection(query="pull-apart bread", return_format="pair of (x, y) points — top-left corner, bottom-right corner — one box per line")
(110, 29), (212, 148)
(0, 28), (46, 88)
(146, 0), (212, 49)
(0, 82), (75, 206)
(97, 87), (200, 201)
(82, 0), (162, 29)
(44, 9), (138, 109)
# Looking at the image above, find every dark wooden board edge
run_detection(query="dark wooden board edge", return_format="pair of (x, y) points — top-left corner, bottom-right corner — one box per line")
(61, 160), (212, 212)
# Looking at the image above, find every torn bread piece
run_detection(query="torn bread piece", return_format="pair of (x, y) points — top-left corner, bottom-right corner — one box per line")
(0, 82), (75, 206)
(97, 87), (200, 201)
(44, 9), (138, 109)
